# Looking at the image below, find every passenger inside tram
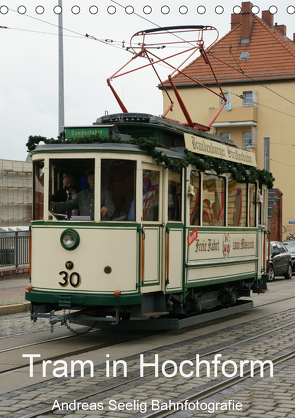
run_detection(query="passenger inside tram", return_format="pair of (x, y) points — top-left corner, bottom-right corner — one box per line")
(49, 158), (136, 222)
(51, 169), (115, 220)
(51, 174), (79, 218)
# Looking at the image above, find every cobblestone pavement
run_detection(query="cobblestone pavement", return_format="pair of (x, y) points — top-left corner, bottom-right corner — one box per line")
(0, 312), (51, 339)
(1, 306), (295, 418)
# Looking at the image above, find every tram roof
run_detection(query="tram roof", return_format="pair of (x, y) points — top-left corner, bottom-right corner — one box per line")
(32, 142), (186, 159)
(94, 113), (236, 147)
(32, 113), (257, 167)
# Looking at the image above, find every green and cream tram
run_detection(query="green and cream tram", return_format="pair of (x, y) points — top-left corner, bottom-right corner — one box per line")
(26, 113), (270, 330)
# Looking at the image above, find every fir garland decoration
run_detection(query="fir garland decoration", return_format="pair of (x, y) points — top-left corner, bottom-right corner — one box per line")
(27, 134), (274, 188)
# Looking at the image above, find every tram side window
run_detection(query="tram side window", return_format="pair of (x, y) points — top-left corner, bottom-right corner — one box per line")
(202, 174), (225, 226)
(168, 169), (182, 221)
(190, 171), (200, 225)
(101, 159), (136, 221)
(249, 184), (257, 227)
(33, 161), (44, 220)
(228, 179), (247, 227)
(142, 170), (159, 221)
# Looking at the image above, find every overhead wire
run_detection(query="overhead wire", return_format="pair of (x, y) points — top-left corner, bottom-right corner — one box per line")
(270, 159), (295, 168)
(1, 26), (84, 38)
(4, 5), (295, 121)
(207, 49), (295, 109)
(5, 7), (132, 51)
(109, 3), (295, 118)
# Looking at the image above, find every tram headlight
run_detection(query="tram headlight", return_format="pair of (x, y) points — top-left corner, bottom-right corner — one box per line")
(60, 229), (80, 250)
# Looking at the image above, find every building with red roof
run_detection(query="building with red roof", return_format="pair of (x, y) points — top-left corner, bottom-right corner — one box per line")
(162, 2), (295, 240)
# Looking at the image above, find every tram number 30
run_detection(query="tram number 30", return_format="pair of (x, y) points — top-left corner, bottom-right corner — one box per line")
(59, 271), (81, 288)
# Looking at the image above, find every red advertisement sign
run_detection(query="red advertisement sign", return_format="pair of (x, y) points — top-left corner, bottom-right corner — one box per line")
(187, 227), (198, 247)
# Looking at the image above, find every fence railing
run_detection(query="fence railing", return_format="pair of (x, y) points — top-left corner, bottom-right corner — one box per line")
(0, 231), (29, 267)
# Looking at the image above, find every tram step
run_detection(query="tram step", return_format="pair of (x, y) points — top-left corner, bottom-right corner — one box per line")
(58, 295), (72, 308)
(142, 311), (169, 318)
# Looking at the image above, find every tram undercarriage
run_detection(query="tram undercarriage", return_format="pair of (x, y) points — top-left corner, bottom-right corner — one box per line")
(29, 278), (261, 331)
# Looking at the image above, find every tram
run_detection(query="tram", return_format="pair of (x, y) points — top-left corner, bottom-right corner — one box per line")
(25, 26), (272, 330)
(26, 112), (270, 330)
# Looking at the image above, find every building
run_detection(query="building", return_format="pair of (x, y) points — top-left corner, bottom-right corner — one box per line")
(0, 159), (32, 227)
(162, 1), (295, 240)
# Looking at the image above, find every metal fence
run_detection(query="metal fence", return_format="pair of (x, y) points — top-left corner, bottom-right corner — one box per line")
(0, 231), (29, 267)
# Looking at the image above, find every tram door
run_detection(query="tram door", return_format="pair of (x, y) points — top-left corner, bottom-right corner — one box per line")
(141, 166), (162, 288)
(141, 166), (184, 292)
(165, 169), (183, 292)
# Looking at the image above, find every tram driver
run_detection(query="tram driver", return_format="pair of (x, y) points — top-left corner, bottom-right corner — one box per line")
(51, 169), (115, 221)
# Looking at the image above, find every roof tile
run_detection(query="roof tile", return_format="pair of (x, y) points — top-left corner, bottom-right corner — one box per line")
(170, 15), (295, 86)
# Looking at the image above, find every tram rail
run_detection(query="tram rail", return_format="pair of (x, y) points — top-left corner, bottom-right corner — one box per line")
(142, 349), (295, 418)
(2, 291), (295, 356)
(3, 307), (295, 417)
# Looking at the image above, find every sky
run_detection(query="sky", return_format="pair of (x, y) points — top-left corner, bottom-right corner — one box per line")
(1, 0), (294, 161)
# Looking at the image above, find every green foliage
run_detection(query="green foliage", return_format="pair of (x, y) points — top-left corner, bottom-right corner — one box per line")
(27, 134), (274, 188)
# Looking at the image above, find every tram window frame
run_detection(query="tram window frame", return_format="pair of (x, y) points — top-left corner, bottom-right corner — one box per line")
(189, 170), (200, 226)
(142, 168), (160, 222)
(227, 179), (247, 227)
(33, 160), (44, 221)
(168, 168), (182, 222)
(202, 173), (225, 227)
(101, 159), (137, 222)
(248, 183), (257, 227)
(49, 158), (95, 221)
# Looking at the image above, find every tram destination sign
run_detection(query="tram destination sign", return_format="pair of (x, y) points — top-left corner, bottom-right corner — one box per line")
(184, 133), (257, 167)
(65, 127), (110, 139)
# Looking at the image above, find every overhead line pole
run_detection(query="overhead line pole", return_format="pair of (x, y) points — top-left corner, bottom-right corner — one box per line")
(58, 0), (65, 135)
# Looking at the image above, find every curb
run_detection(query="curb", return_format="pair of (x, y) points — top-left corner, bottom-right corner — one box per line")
(0, 269), (29, 278)
(0, 302), (31, 316)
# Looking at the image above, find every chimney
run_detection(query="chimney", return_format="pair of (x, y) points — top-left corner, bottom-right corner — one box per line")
(241, 2), (254, 43)
(262, 10), (273, 28)
(274, 24), (286, 36)
(231, 13), (241, 30)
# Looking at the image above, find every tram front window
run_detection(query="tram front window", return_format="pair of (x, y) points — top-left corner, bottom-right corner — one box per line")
(49, 158), (136, 222)
(49, 158), (96, 220)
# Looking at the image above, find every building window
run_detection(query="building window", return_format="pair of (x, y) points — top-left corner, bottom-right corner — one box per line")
(243, 91), (253, 107)
(220, 92), (228, 105)
(243, 132), (252, 148)
(220, 133), (230, 139)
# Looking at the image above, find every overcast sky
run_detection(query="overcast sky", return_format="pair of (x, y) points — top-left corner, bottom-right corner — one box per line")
(1, 0), (294, 161)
